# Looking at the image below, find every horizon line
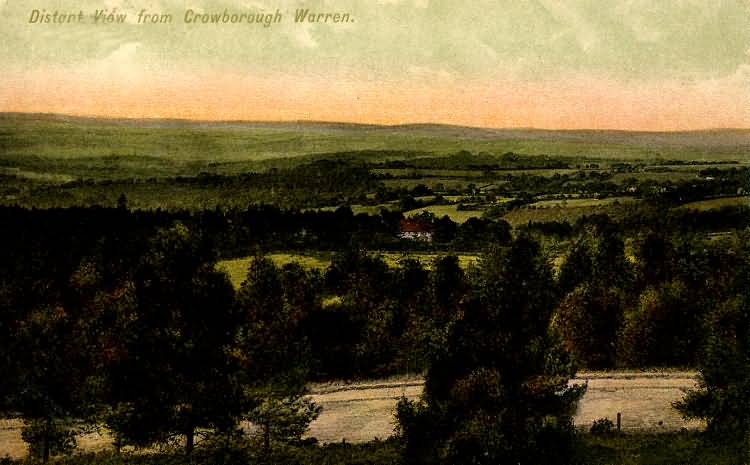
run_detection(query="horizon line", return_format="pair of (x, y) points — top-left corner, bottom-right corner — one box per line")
(2, 111), (748, 134)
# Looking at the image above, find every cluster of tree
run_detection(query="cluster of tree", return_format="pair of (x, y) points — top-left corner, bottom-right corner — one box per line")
(0, 206), (520, 267)
(370, 151), (571, 171)
(674, 232), (750, 442)
(396, 238), (584, 464)
(0, 225), (322, 461)
(0, 222), (589, 463)
(2, 201), (749, 462)
(553, 219), (748, 369)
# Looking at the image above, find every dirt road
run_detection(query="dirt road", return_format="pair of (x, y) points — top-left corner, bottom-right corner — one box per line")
(307, 371), (703, 443)
(0, 371), (703, 458)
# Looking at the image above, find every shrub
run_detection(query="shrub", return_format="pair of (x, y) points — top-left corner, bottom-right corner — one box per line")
(20, 419), (77, 460)
(590, 417), (615, 436)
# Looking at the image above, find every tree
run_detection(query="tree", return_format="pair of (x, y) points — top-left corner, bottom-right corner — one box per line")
(397, 237), (584, 465)
(392, 258), (432, 372)
(7, 305), (89, 462)
(234, 256), (321, 451)
(557, 239), (594, 296)
(322, 249), (397, 376)
(106, 223), (239, 454)
(1, 257), (132, 462)
(245, 391), (321, 453)
(555, 283), (626, 368)
(618, 280), (699, 367)
(555, 223), (632, 368)
(675, 233), (750, 437)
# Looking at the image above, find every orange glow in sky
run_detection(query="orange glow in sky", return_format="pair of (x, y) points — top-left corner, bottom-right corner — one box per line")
(1, 67), (748, 131)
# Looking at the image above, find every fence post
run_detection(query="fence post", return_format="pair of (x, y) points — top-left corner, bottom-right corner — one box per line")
(616, 412), (621, 432)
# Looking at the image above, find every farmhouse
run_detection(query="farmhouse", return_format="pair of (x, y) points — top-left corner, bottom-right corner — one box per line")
(399, 219), (433, 242)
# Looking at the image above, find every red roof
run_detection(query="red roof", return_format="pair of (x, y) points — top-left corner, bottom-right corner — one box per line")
(400, 219), (432, 233)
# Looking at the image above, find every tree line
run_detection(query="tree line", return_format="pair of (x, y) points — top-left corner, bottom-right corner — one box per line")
(1, 205), (748, 463)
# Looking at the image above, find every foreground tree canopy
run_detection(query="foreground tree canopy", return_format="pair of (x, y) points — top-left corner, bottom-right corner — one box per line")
(0, 203), (747, 462)
(396, 237), (585, 465)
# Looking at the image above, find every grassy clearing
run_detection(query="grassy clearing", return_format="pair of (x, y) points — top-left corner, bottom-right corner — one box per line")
(609, 171), (701, 183)
(219, 254), (332, 286)
(349, 203), (400, 215)
(529, 197), (639, 208)
(381, 178), (472, 190)
(377, 253), (479, 270)
(496, 168), (582, 177)
(0, 433), (741, 464)
(371, 168), (486, 177)
(218, 252), (480, 288)
(503, 203), (639, 226)
(404, 204), (483, 223)
(676, 196), (749, 211)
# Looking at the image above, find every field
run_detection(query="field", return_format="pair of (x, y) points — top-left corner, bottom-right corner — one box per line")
(218, 252), (480, 288)
(404, 204), (484, 223)
(376, 252), (480, 270)
(502, 203), (641, 226)
(219, 253), (331, 286)
(372, 168), (487, 178)
(529, 196), (639, 208)
(676, 196), (749, 211)
(381, 178), (476, 190)
(0, 371), (702, 459)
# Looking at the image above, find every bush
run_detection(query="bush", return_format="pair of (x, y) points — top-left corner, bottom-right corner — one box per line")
(20, 419), (77, 460)
(590, 418), (615, 436)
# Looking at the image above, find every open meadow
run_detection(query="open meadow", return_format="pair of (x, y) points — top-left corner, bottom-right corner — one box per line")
(218, 252), (481, 288)
(404, 204), (484, 223)
(676, 195), (749, 211)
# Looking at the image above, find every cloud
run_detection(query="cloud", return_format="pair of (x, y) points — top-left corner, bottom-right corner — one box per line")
(536, 0), (599, 53)
(376, 0), (429, 7)
(289, 24), (318, 48)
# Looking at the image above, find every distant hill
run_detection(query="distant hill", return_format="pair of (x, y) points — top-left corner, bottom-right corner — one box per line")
(3, 112), (748, 148)
(1, 113), (748, 178)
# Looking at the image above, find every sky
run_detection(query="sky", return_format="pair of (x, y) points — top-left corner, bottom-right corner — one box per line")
(0, 0), (748, 130)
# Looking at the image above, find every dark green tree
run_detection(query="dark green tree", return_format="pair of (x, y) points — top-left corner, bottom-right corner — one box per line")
(675, 232), (750, 437)
(397, 237), (584, 465)
(557, 239), (594, 296)
(322, 249), (397, 376)
(234, 257), (321, 452)
(106, 223), (239, 454)
(2, 258), (132, 462)
(555, 223), (632, 368)
(555, 283), (626, 368)
(618, 279), (699, 366)
(392, 258), (432, 372)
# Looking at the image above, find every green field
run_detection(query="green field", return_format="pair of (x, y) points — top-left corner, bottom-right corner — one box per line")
(372, 168), (487, 178)
(377, 252), (480, 270)
(404, 204), (484, 223)
(676, 196), (749, 211)
(219, 253), (331, 286)
(529, 196), (639, 208)
(381, 178), (474, 190)
(503, 203), (640, 226)
(218, 252), (480, 288)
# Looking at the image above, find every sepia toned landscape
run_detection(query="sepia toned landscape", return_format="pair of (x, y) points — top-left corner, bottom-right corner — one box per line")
(2, 1), (750, 464)
(0, 112), (748, 465)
